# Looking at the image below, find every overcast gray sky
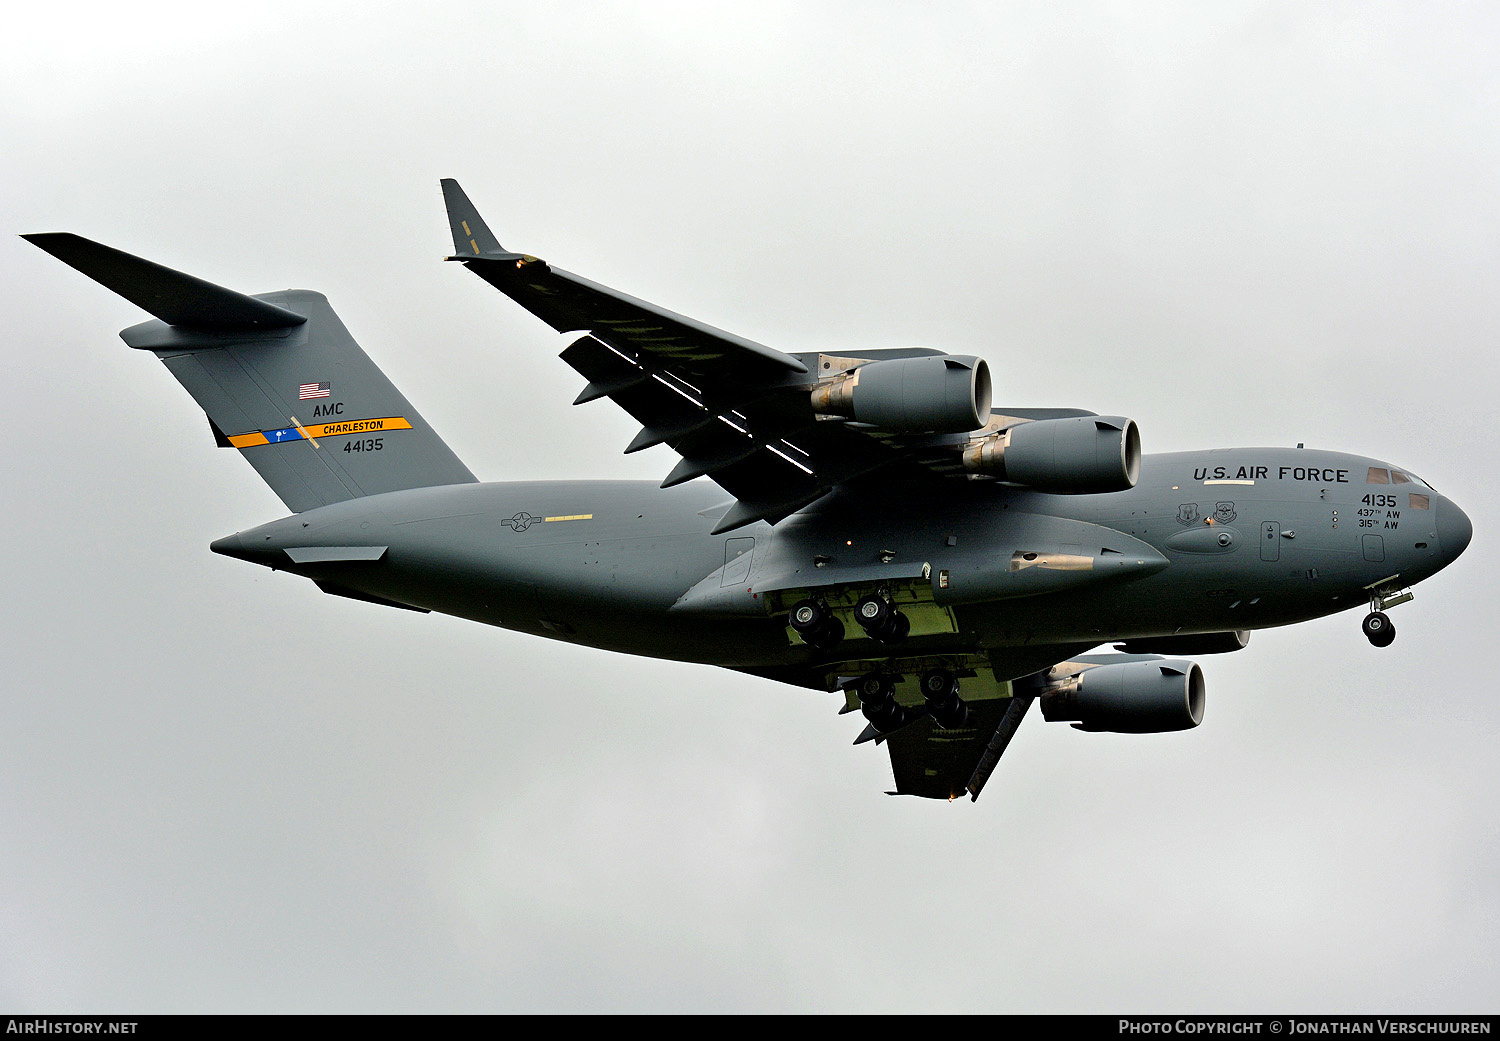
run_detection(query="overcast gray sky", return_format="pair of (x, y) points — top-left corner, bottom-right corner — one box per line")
(2, 1), (1497, 1013)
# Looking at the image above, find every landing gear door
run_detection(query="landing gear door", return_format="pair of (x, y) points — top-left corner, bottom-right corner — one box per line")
(1261, 521), (1280, 562)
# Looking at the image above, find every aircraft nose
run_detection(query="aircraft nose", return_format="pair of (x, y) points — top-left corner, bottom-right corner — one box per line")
(209, 531), (247, 559)
(1437, 495), (1473, 562)
(210, 528), (281, 567)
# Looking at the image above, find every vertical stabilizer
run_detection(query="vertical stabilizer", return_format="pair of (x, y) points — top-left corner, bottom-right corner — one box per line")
(28, 234), (477, 513)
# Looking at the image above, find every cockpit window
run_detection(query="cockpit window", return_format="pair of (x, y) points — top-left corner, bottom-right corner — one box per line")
(1410, 493), (1431, 510)
(1369, 466), (1434, 489)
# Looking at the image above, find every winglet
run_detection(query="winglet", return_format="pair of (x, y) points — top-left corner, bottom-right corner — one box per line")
(440, 178), (505, 256)
(23, 233), (306, 330)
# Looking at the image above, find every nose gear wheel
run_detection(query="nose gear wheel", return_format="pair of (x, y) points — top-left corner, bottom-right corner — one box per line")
(1362, 610), (1395, 648)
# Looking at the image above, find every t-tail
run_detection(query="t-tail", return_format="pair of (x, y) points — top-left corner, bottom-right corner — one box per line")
(24, 233), (476, 512)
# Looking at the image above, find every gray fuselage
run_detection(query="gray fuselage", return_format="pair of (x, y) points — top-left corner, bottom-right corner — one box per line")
(212, 446), (1471, 678)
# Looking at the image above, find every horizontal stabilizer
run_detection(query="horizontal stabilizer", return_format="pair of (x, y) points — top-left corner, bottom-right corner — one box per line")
(440, 178), (505, 256)
(23, 233), (307, 330)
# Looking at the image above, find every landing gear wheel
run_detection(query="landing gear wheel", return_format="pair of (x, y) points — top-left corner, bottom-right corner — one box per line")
(921, 668), (958, 700)
(854, 672), (912, 733)
(1362, 611), (1396, 648)
(789, 599), (845, 652)
(920, 668), (969, 729)
(881, 611), (911, 645)
(857, 673), (894, 703)
(806, 616), (845, 651)
(854, 594), (909, 644)
(790, 599), (828, 633)
(856, 595), (891, 629)
(862, 698), (912, 732)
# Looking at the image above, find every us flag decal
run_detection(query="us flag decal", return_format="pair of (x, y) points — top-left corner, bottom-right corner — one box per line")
(298, 382), (331, 400)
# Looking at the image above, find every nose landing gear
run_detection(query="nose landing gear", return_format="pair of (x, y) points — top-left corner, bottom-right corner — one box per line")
(1362, 610), (1395, 648)
(1360, 585), (1413, 648)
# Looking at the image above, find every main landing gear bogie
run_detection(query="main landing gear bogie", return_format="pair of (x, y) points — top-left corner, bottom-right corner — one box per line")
(1362, 610), (1395, 648)
(789, 598), (845, 652)
(855, 673), (914, 733)
(790, 592), (911, 651)
(855, 593), (910, 644)
(920, 668), (969, 729)
(853, 668), (971, 736)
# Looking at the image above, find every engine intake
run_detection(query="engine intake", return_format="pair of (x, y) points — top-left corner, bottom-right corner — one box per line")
(810, 355), (991, 433)
(963, 416), (1141, 493)
(1040, 659), (1205, 733)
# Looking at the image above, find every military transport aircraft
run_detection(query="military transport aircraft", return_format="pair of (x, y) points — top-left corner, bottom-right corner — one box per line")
(25, 179), (1472, 801)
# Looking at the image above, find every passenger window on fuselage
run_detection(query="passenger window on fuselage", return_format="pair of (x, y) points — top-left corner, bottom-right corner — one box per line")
(1367, 467), (1390, 484)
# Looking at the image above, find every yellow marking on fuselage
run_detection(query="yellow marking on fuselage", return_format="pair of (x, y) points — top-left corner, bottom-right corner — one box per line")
(470, 239), (480, 255)
(462, 220), (472, 236)
(228, 432), (269, 448)
(544, 514), (594, 523)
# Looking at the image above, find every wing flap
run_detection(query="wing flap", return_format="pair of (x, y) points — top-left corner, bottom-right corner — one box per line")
(962, 695), (1034, 801)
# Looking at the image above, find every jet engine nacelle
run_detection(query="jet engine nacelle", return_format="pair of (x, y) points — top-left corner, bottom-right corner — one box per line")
(963, 416), (1141, 493)
(1040, 659), (1205, 734)
(810, 355), (992, 433)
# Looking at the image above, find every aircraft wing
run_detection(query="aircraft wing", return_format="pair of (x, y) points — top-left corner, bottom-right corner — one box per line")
(882, 695), (1034, 801)
(442, 179), (936, 533)
(443, 181), (802, 383)
(874, 650), (1189, 800)
(742, 645), (1080, 801)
